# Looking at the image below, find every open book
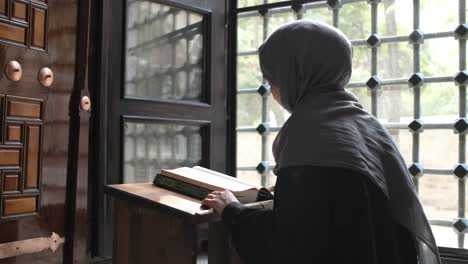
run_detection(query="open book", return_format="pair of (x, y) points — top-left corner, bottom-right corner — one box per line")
(153, 166), (262, 203)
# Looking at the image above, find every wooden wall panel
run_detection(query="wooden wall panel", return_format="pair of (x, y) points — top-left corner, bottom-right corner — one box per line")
(7, 100), (42, 118)
(31, 7), (45, 49)
(25, 126), (40, 189)
(113, 200), (131, 264)
(0, 22), (26, 45)
(3, 197), (36, 216)
(112, 198), (196, 264)
(0, 149), (20, 166)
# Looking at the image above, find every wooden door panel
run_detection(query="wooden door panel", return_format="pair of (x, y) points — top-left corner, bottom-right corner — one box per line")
(6, 124), (22, 143)
(24, 125), (40, 189)
(0, 0), (48, 50)
(11, 2), (28, 22)
(0, 23), (26, 45)
(0, 95), (44, 223)
(0, 148), (20, 166)
(3, 173), (19, 192)
(0, 1), (5, 15)
(0, 0), (81, 263)
(31, 7), (46, 49)
(7, 98), (42, 119)
(3, 196), (37, 216)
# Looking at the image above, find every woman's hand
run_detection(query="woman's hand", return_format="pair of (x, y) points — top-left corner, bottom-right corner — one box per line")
(202, 190), (239, 215)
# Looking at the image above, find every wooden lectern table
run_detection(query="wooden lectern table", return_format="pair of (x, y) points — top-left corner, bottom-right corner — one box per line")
(105, 183), (246, 264)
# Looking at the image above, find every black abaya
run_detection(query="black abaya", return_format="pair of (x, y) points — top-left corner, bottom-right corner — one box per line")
(222, 166), (418, 264)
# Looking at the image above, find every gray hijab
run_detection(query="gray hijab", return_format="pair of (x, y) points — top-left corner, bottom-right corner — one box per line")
(260, 20), (440, 263)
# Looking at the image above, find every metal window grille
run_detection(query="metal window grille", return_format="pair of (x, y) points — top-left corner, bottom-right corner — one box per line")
(233, 0), (468, 249)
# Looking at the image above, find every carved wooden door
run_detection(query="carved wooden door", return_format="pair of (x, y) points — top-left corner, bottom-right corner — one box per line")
(0, 0), (86, 263)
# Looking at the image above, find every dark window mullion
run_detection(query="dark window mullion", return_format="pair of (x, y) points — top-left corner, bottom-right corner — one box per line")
(412, 0), (421, 191)
(370, 1), (378, 117)
(260, 0), (269, 186)
(457, 0), (467, 249)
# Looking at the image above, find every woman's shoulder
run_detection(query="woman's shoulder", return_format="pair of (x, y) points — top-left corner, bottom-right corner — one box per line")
(277, 165), (361, 177)
(276, 165), (370, 190)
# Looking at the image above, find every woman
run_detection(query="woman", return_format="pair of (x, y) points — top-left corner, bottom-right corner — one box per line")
(202, 20), (440, 264)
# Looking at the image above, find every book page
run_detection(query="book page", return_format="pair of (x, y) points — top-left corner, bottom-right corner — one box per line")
(192, 166), (260, 188)
(161, 167), (259, 192)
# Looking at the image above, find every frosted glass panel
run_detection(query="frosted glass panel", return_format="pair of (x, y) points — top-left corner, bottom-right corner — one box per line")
(123, 121), (203, 183)
(125, 0), (205, 101)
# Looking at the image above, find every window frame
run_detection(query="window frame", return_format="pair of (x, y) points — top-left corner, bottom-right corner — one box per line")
(228, 0), (468, 260)
(91, 0), (228, 258)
